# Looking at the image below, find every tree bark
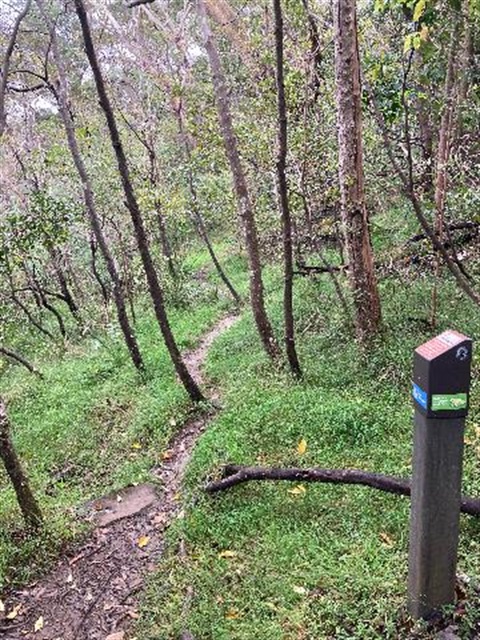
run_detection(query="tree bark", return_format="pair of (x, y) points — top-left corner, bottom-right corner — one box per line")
(273, 0), (302, 378)
(204, 464), (480, 516)
(430, 17), (462, 328)
(73, 0), (204, 401)
(36, 0), (145, 372)
(0, 398), (43, 530)
(197, 0), (281, 362)
(89, 237), (110, 304)
(333, 0), (381, 341)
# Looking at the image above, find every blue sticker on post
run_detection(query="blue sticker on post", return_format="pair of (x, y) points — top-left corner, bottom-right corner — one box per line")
(413, 383), (428, 410)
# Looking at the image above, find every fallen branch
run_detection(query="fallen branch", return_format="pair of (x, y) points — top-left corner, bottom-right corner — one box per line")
(407, 221), (479, 244)
(205, 465), (480, 516)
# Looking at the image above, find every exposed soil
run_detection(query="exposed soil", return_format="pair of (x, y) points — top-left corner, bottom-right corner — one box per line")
(0, 314), (239, 640)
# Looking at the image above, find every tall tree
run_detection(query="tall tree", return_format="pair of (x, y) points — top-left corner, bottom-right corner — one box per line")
(197, 0), (281, 362)
(333, 0), (381, 340)
(35, 0), (145, 372)
(73, 0), (204, 402)
(273, 0), (302, 378)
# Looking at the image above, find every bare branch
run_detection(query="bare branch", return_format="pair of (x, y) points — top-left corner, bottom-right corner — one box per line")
(205, 464), (480, 516)
(0, 0), (32, 137)
(126, 0), (155, 7)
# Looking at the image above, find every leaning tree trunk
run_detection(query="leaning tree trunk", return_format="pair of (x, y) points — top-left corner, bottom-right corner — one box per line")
(0, 346), (42, 377)
(333, 0), (381, 341)
(273, 0), (302, 378)
(73, 0), (204, 402)
(0, 398), (43, 530)
(36, 0), (145, 373)
(197, 0), (281, 362)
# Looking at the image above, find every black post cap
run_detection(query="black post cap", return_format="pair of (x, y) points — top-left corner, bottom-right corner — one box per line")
(413, 330), (472, 419)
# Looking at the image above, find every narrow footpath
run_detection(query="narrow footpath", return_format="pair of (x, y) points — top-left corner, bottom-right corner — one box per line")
(1, 314), (239, 640)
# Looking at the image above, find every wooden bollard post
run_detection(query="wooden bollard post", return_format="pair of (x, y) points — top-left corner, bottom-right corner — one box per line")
(408, 330), (472, 619)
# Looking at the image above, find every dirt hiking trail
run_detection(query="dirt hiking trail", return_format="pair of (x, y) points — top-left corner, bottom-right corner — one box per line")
(0, 314), (239, 640)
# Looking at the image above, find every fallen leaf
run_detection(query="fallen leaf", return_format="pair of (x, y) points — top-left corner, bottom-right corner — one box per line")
(292, 585), (307, 595)
(34, 616), (44, 632)
(297, 438), (307, 455)
(161, 450), (173, 460)
(379, 532), (395, 547)
(106, 633), (125, 640)
(137, 535), (150, 548)
(0, 599), (4, 613)
(131, 442), (142, 450)
(126, 609), (139, 619)
(6, 604), (22, 620)
(225, 608), (241, 620)
(218, 550), (237, 559)
(288, 485), (306, 496)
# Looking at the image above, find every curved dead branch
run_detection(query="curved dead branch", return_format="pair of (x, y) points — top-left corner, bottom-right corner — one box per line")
(205, 464), (480, 516)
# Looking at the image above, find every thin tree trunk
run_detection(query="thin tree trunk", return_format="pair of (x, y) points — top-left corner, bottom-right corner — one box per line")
(89, 237), (110, 304)
(0, 398), (43, 530)
(333, 0), (381, 341)
(273, 0), (302, 378)
(430, 17), (462, 328)
(197, 0), (280, 362)
(367, 84), (480, 307)
(174, 100), (241, 305)
(48, 245), (80, 321)
(36, 0), (145, 373)
(30, 269), (67, 338)
(9, 292), (55, 340)
(73, 0), (204, 401)
(0, 346), (42, 377)
(119, 110), (177, 280)
(0, 0), (32, 137)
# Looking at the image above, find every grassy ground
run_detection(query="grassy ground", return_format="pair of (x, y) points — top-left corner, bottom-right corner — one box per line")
(0, 257), (235, 589)
(2, 226), (480, 638)
(134, 252), (480, 639)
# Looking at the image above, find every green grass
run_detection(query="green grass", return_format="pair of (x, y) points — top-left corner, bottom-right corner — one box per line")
(134, 262), (480, 639)
(0, 262), (234, 588)
(3, 234), (480, 638)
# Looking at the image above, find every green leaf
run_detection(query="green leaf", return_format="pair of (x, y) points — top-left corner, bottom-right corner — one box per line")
(413, 0), (426, 22)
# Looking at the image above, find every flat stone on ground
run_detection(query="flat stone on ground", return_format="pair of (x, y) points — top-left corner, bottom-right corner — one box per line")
(87, 483), (159, 526)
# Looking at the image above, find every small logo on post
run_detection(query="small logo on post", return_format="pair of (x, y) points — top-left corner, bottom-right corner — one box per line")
(456, 346), (469, 361)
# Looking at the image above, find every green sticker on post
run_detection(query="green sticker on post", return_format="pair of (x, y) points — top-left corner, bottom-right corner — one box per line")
(431, 393), (468, 411)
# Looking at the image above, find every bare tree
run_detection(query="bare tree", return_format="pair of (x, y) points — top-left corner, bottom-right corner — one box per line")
(333, 0), (381, 341)
(73, 0), (204, 401)
(273, 0), (302, 377)
(35, 0), (145, 372)
(197, 0), (281, 362)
